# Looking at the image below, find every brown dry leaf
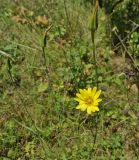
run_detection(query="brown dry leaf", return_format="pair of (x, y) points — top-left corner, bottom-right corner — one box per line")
(83, 64), (93, 75)
(35, 15), (48, 26)
(18, 6), (28, 15)
(13, 6), (28, 16)
(13, 6), (34, 18)
(110, 56), (131, 73)
(12, 15), (27, 24)
(130, 84), (138, 93)
(57, 38), (66, 48)
(135, 132), (139, 139)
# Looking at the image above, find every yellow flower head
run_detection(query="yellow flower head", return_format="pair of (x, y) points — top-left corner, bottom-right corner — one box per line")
(74, 87), (102, 114)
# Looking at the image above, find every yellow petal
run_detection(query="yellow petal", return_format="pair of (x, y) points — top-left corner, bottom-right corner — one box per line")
(87, 87), (92, 94)
(94, 90), (101, 100)
(80, 106), (87, 111)
(79, 89), (87, 98)
(76, 105), (81, 109)
(95, 98), (102, 103)
(93, 101), (99, 106)
(92, 106), (99, 112)
(87, 107), (92, 114)
(93, 98), (102, 105)
(76, 104), (87, 111)
(74, 97), (80, 102)
(79, 89), (85, 94)
(74, 98), (84, 103)
(95, 107), (99, 111)
(91, 87), (97, 97)
(76, 93), (84, 100)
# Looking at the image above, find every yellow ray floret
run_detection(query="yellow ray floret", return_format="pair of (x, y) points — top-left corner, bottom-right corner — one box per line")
(74, 87), (102, 114)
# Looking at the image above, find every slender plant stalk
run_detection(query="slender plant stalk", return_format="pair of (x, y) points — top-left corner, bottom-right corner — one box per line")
(89, 1), (99, 159)
(42, 25), (52, 70)
(89, 114), (98, 159)
(63, 0), (72, 33)
(7, 58), (14, 83)
(92, 35), (98, 87)
(91, 0), (99, 87)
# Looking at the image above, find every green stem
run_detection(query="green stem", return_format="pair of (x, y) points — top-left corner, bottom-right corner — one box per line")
(92, 34), (98, 88)
(88, 114), (98, 160)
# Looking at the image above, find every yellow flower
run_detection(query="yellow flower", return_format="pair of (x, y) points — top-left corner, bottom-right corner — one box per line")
(74, 87), (102, 114)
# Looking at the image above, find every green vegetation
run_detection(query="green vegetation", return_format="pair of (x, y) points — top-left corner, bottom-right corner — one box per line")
(0, 0), (139, 159)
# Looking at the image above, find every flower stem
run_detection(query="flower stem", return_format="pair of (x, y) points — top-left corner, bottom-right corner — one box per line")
(92, 34), (98, 87)
(91, 0), (99, 87)
(88, 114), (98, 159)
(89, 1), (99, 159)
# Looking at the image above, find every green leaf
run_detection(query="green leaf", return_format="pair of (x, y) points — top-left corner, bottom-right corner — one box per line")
(37, 83), (48, 93)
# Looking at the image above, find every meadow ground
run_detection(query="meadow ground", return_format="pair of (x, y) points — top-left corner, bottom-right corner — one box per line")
(0, 0), (139, 159)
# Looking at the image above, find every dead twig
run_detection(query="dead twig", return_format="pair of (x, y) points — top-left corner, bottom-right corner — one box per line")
(114, 31), (139, 72)
(113, 23), (139, 51)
